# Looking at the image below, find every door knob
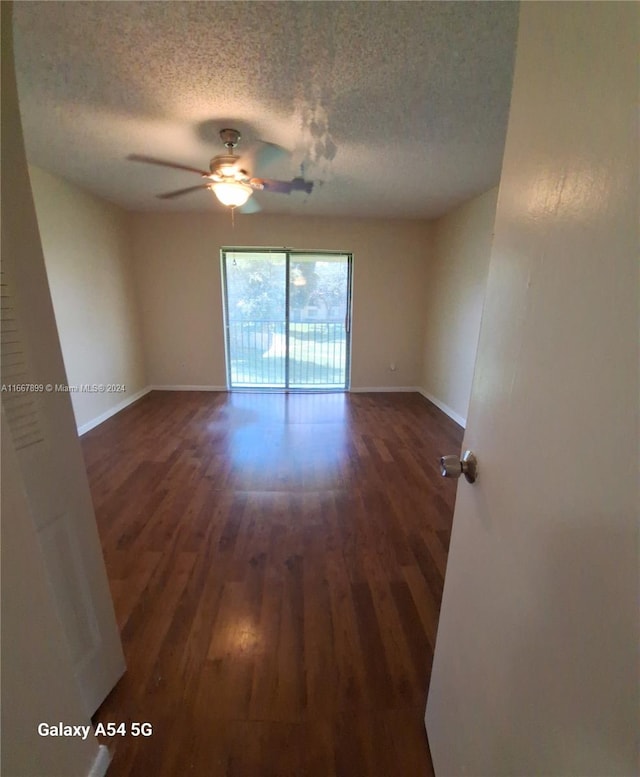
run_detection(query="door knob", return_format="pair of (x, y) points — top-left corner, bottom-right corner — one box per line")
(440, 450), (478, 484)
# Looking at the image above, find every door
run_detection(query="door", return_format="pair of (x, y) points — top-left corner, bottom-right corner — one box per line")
(425, 4), (638, 775)
(2, 15), (125, 717)
(222, 249), (352, 389)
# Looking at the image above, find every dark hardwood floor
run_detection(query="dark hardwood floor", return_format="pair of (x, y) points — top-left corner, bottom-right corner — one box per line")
(83, 390), (463, 777)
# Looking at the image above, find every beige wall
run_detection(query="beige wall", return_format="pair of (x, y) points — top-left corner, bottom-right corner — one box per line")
(420, 187), (498, 425)
(29, 166), (147, 431)
(130, 212), (432, 389)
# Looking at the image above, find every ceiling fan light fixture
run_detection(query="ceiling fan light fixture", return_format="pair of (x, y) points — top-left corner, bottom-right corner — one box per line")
(211, 181), (253, 208)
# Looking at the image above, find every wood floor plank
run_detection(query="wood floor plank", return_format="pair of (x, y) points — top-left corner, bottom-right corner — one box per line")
(402, 564), (440, 652)
(87, 390), (462, 775)
(369, 578), (424, 707)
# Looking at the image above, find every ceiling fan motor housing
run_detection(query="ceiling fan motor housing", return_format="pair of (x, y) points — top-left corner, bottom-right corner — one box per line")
(209, 154), (238, 175)
(210, 130), (247, 181)
(209, 154), (251, 183)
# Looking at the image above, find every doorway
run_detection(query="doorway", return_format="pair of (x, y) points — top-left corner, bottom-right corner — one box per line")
(221, 249), (352, 390)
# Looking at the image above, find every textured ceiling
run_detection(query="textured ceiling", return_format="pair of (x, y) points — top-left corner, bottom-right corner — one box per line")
(13, 1), (519, 219)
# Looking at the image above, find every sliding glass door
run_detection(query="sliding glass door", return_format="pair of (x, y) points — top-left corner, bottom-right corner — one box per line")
(222, 249), (352, 390)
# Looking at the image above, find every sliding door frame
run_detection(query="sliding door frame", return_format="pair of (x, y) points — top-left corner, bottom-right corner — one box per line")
(220, 247), (353, 392)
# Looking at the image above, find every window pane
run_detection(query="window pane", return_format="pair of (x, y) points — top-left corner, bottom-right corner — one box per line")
(224, 251), (287, 388)
(288, 254), (349, 389)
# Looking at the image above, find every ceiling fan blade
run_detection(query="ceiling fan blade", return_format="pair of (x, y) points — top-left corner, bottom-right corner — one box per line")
(127, 154), (209, 177)
(290, 177), (314, 194)
(260, 177), (314, 195)
(156, 184), (211, 200)
(260, 178), (292, 194)
(247, 141), (289, 176)
(238, 198), (262, 215)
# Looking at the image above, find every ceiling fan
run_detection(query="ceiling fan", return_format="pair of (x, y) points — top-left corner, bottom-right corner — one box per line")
(128, 129), (313, 213)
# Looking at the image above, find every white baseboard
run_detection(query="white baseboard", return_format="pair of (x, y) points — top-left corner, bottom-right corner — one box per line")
(77, 386), (152, 436)
(349, 386), (421, 393)
(418, 388), (466, 428)
(150, 384), (228, 392)
(87, 744), (111, 777)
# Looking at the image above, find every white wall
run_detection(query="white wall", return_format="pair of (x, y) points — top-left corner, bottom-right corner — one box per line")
(420, 187), (498, 426)
(29, 166), (147, 432)
(130, 212), (432, 390)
